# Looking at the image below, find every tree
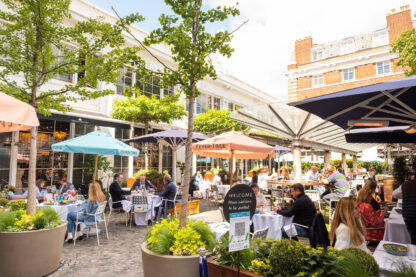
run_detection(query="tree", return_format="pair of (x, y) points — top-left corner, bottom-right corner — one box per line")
(391, 29), (416, 76)
(143, 0), (240, 227)
(0, 0), (144, 215)
(194, 109), (248, 135)
(111, 93), (186, 169)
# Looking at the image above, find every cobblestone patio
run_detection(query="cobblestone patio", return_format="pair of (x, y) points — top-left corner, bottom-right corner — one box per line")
(49, 199), (219, 277)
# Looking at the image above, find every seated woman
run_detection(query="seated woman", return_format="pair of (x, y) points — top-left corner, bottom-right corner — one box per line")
(330, 197), (369, 252)
(65, 182), (106, 242)
(22, 179), (45, 199)
(357, 186), (386, 242)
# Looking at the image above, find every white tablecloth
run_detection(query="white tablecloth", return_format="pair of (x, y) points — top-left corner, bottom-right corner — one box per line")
(122, 195), (163, 226)
(37, 201), (84, 220)
(209, 222), (230, 240)
(373, 241), (416, 273)
(252, 213), (293, 240)
(383, 208), (411, 244)
(196, 181), (210, 199)
(217, 185), (230, 196)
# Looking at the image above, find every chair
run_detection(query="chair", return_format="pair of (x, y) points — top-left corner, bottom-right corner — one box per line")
(157, 189), (179, 221)
(251, 226), (269, 241)
(130, 195), (149, 228)
(305, 190), (321, 211)
(272, 187), (293, 208)
(219, 207), (226, 222)
(74, 201), (109, 246)
(107, 194), (128, 227)
(210, 184), (219, 203)
(359, 214), (385, 242)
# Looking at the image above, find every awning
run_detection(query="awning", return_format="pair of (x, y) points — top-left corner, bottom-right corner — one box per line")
(345, 126), (416, 143)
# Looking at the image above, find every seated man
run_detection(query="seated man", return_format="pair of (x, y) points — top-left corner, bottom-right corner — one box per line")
(322, 166), (349, 205)
(109, 173), (130, 209)
(273, 183), (316, 239)
(130, 173), (156, 193)
(155, 174), (177, 219)
(250, 184), (267, 210)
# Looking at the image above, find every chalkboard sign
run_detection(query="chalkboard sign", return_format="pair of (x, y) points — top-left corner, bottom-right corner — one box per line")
(223, 184), (256, 222)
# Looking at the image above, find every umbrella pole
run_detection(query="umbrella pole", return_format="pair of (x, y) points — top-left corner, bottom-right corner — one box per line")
(230, 150), (234, 186)
(92, 154), (98, 184)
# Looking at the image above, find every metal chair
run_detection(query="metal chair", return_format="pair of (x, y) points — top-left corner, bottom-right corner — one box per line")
(210, 184), (219, 203)
(272, 187), (293, 208)
(305, 189), (321, 211)
(107, 194), (128, 227)
(251, 226), (269, 241)
(74, 201), (109, 246)
(157, 189), (179, 221)
(219, 207), (226, 222)
(130, 195), (149, 228)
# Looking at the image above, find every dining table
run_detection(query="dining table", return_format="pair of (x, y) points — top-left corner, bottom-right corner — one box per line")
(383, 207), (411, 244)
(121, 194), (163, 226)
(37, 200), (84, 220)
(252, 212), (293, 240)
(373, 240), (416, 273)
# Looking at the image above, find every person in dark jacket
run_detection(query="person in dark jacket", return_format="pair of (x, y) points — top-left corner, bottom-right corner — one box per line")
(155, 174), (177, 219)
(393, 179), (416, 244)
(273, 183), (316, 239)
(251, 171), (258, 185)
(130, 173), (156, 193)
(109, 173), (130, 209)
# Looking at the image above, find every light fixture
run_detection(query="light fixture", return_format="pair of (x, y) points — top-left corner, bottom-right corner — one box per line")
(348, 120), (389, 127)
(405, 124), (416, 134)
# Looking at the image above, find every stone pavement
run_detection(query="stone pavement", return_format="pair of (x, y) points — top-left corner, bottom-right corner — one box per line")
(49, 199), (220, 277)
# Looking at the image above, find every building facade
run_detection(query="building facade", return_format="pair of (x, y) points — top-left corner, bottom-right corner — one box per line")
(286, 5), (413, 102)
(0, 0), (275, 189)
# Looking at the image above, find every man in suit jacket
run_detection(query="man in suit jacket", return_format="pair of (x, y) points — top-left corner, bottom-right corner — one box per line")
(130, 173), (156, 192)
(109, 173), (130, 209)
(155, 174), (177, 219)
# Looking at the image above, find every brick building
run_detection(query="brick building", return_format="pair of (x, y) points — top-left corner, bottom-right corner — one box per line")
(286, 5), (413, 102)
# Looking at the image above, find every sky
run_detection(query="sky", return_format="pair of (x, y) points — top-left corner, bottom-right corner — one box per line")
(87, 0), (416, 101)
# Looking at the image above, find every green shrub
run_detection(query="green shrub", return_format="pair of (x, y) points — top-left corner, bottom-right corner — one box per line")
(301, 246), (340, 277)
(0, 210), (17, 231)
(337, 248), (379, 277)
(0, 197), (8, 207)
(388, 261), (416, 277)
(7, 200), (26, 211)
(0, 207), (62, 232)
(268, 239), (304, 277)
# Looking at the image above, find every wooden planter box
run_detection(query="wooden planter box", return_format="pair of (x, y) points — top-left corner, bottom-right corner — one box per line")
(168, 200), (200, 216)
(207, 257), (265, 277)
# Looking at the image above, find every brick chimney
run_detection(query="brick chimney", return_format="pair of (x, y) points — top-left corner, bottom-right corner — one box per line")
(386, 5), (412, 44)
(295, 37), (313, 66)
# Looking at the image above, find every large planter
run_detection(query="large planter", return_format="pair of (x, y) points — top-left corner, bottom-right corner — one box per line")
(207, 258), (265, 277)
(0, 222), (67, 277)
(141, 242), (201, 277)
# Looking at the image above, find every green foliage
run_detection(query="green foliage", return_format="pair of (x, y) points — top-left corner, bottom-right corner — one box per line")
(393, 156), (411, 186)
(207, 168), (229, 175)
(111, 94), (186, 128)
(80, 155), (115, 182)
(146, 218), (216, 256)
(0, 0), (144, 114)
(388, 261), (416, 277)
(193, 109), (248, 135)
(302, 162), (324, 172)
(0, 198), (8, 207)
(133, 169), (163, 181)
(268, 239), (305, 277)
(0, 207), (62, 232)
(391, 29), (416, 76)
(301, 246), (340, 277)
(7, 200), (27, 211)
(338, 248), (379, 277)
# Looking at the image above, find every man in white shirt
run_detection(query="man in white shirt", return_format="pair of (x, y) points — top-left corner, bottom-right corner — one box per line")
(305, 166), (320, 182)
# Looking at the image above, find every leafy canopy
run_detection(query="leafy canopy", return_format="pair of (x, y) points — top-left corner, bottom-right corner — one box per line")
(0, 0), (144, 115)
(193, 109), (248, 135)
(111, 93), (186, 125)
(391, 29), (416, 76)
(143, 0), (240, 96)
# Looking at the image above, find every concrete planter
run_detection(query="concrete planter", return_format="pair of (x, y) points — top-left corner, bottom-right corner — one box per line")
(0, 223), (67, 277)
(141, 242), (201, 277)
(207, 257), (265, 277)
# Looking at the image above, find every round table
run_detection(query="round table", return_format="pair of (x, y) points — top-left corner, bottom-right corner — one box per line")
(37, 201), (84, 220)
(252, 212), (292, 240)
(383, 208), (411, 244)
(122, 195), (163, 226)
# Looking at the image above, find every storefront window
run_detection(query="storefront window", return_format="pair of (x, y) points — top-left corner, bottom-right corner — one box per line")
(132, 128), (160, 173)
(72, 123), (96, 185)
(114, 127), (130, 178)
(0, 133), (12, 186)
(162, 145), (173, 175)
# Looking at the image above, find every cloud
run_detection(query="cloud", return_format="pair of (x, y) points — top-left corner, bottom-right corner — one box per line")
(206, 0), (416, 101)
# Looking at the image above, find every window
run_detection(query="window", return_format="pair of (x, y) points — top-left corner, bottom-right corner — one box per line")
(228, 102), (235, 111)
(196, 94), (209, 114)
(376, 61), (391, 75)
(213, 97), (221, 110)
(312, 74), (324, 87)
(342, 68), (355, 81)
(372, 31), (388, 48)
(340, 40), (354, 55)
(116, 67), (133, 95)
(312, 49), (324, 61)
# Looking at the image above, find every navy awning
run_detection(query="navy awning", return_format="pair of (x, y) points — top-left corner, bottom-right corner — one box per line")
(290, 75), (416, 130)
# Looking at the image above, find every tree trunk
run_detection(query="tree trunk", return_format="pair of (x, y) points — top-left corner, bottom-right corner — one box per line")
(144, 122), (149, 170)
(26, 126), (37, 216)
(179, 89), (196, 228)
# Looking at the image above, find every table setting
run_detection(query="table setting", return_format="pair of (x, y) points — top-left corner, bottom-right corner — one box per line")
(37, 193), (85, 221)
(252, 208), (293, 240)
(373, 240), (416, 273)
(121, 192), (163, 226)
(383, 207), (411, 244)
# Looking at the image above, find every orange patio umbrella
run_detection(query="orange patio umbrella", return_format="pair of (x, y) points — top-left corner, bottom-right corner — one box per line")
(192, 130), (274, 185)
(0, 92), (39, 133)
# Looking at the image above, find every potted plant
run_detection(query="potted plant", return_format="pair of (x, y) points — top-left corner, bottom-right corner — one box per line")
(141, 218), (216, 277)
(0, 203), (66, 277)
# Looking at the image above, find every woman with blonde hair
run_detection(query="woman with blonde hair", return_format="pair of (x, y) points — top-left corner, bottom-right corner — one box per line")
(330, 197), (369, 252)
(65, 182), (106, 242)
(357, 186), (386, 242)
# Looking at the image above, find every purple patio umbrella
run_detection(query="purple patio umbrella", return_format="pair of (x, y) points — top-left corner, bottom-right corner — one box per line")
(125, 129), (208, 182)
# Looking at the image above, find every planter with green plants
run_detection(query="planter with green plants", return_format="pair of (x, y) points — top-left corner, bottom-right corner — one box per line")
(141, 218), (216, 277)
(0, 202), (66, 277)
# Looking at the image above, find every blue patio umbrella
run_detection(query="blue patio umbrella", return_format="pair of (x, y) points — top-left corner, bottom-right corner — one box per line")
(289, 75), (416, 130)
(125, 129), (208, 182)
(52, 131), (139, 183)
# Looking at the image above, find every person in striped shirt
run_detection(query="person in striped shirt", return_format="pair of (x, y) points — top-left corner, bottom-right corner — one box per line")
(322, 166), (349, 205)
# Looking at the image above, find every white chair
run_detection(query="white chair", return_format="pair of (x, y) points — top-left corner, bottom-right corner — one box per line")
(305, 190), (321, 211)
(74, 201), (109, 246)
(107, 194), (128, 227)
(130, 195), (149, 228)
(251, 226), (269, 241)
